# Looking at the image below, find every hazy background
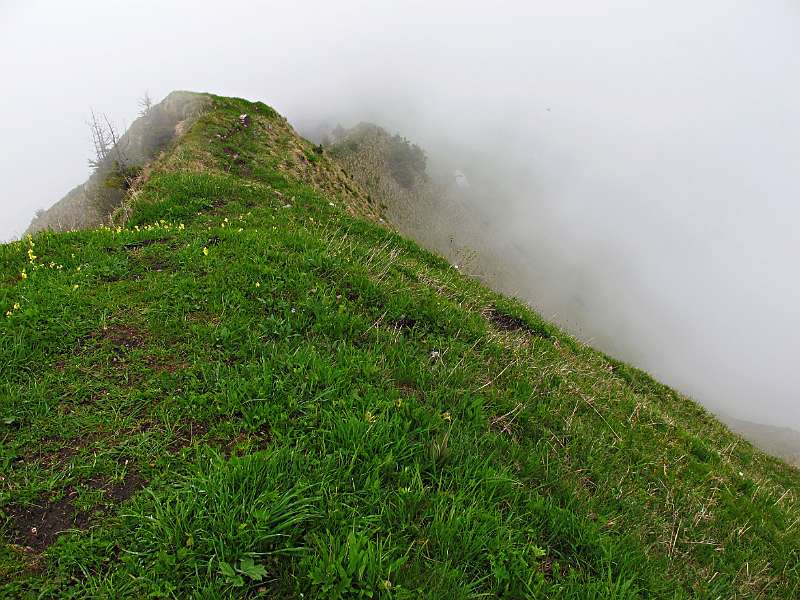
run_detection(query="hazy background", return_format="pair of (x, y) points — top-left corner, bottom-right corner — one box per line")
(2, 1), (799, 428)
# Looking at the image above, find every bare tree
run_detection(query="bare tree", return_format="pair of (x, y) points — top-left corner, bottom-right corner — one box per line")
(87, 110), (127, 171)
(138, 91), (153, 117)
(86, 110), (136, 218)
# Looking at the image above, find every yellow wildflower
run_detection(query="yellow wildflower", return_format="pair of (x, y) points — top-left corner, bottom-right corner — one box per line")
(441, 412), (452, 422)
(255, 282), (261, 288)
(20, 269), (27, 280)
(202, 247), (209, 256)
(73, 284), (79, 290)
(13, 303), (20, 310)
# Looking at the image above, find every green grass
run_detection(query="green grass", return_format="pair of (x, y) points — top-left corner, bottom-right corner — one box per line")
(1, 94), (799, 598)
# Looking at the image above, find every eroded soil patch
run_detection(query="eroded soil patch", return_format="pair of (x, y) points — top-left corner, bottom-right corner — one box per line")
(88, 471), (147, 503)
(167, 420), (210, 453)
(486, 306), (550, 338)
(145, 355), (189, 373)
(5, 491), (90, 552)
(135, 255), (170, 272)
(90, 324), (145, 351)
(20, 432), (104, 468)
(486, 307), (529, 332)
(390, 315), (418, 333)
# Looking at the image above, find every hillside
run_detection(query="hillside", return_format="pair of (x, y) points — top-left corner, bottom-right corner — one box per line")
(327, 124), (800, 473)
(720, 416), (800, 468)
(1, 93), (799, 598)
(326, 123), (532, 298)
(25, 91), (210, 236)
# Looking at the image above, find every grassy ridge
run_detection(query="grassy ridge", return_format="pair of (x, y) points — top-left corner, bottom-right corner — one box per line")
(1, 95), (798, 598)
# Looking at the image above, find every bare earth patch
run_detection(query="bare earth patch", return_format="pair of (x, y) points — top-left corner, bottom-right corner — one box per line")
(145, 355), (189, 373)
(20, 432), (104, 468)
(88, 471), (147, 503)
(90, 323), (145, 351)
(390, 315), (418, 334)
(396, 379), (422, 400)
(486, 307), (530, 332)
(6, 470), (148, 553)
(167, 420), (210, 453)
(485, 306), (551, 339)
(6, 491), (91, 553)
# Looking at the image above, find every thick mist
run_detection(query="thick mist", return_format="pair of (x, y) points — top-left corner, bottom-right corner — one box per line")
(2, 1), (799, 428)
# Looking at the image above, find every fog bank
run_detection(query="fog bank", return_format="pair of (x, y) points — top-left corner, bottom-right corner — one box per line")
(1, 1), (798, 427)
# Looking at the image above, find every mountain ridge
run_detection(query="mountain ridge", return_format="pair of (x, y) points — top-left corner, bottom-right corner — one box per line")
(1, 92), (798, 598)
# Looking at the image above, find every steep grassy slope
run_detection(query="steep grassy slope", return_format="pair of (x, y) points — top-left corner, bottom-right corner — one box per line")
(327, 123), (457, 254)
(327, 123), (535, 306)
(720, 416), (800, 468)
(1, 94), (799, 598)
(328, 124), (800, 474)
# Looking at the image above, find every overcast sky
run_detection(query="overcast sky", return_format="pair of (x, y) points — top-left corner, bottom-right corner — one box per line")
(2, 1), (799, 428)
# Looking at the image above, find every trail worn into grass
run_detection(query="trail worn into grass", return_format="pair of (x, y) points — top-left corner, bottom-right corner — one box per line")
(1, 94), (799, 598)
